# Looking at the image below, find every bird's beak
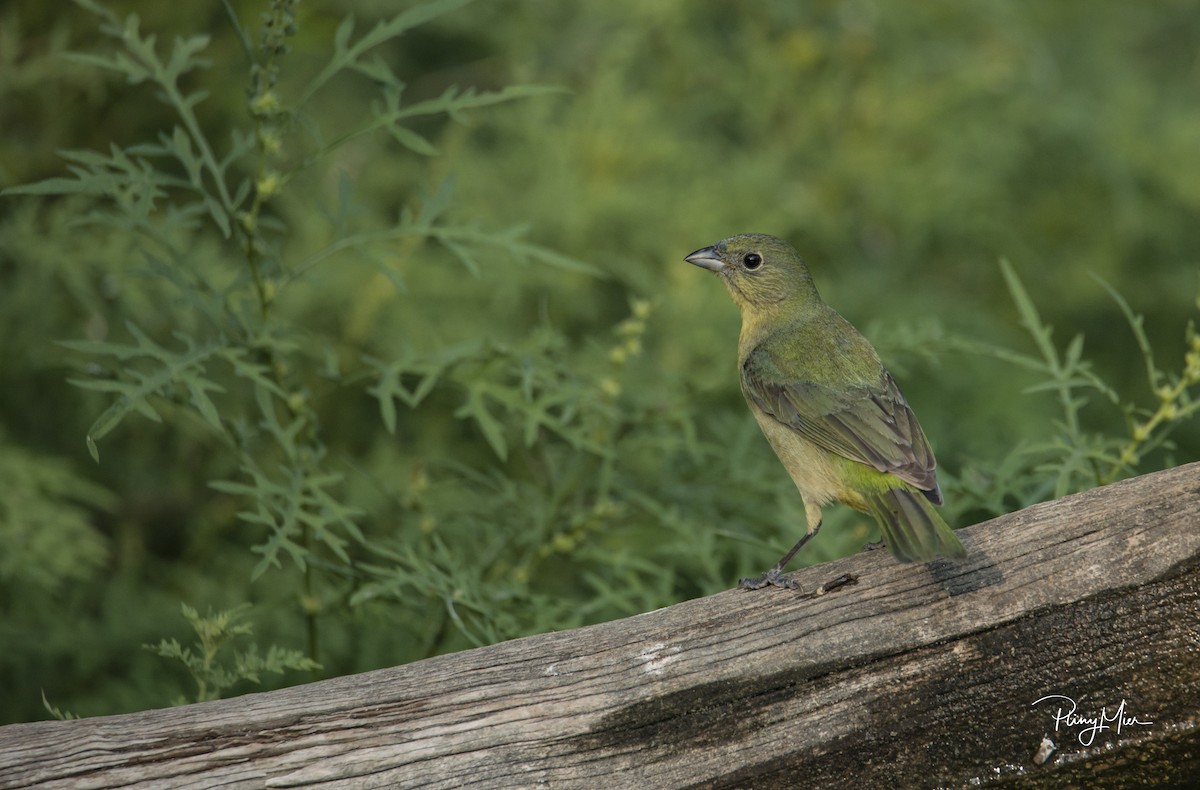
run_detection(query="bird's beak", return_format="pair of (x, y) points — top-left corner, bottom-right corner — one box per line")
(685, 246), (725, 272)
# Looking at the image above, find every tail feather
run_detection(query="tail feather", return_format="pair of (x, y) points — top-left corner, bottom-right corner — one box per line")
(865, 486), (966, 563)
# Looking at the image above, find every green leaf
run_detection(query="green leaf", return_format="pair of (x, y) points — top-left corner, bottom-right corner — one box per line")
(365, 361), (400, 433)
(163, 34), (211, 83)
(63, 325), (222, 461)
(301, 0), (476, 107)
(208, 480), (257, 496)
(439, 237), (481, 275)
(348, 54), (401, 87)
(395, 84), (565, 122)
(357, 0), (475, 52)
(388, 125), (438, 156)
(41, 691), (80, 722)
(62, 50), (149, 81)
(186, 377), (226, 432)
(456, 383), (508, 460)
(1093, 273), (1160, 392)
(171, 125), (203, 186)
(333, 14), (356, 54)
(1000, 258), (1057, 371)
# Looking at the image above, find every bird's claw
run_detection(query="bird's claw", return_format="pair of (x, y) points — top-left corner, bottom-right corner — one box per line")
(860, 539), (885, 553)
(738, 568), (801, 591)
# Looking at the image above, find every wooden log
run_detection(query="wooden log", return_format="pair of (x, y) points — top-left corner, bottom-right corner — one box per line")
(2, 463), (1199, 789)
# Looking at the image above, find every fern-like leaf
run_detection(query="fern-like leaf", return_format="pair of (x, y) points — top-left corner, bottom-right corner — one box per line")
(62, 324), (223, 462)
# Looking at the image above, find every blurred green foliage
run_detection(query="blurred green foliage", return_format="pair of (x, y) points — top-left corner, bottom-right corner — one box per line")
(1, 0), (1197, 724)
(144, 603), (321, 705)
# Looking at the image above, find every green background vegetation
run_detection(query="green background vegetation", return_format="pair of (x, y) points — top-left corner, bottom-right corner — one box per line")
(2, 0), (1198, 724)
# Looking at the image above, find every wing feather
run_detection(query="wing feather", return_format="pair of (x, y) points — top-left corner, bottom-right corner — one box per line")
(741, 344), (942, 502)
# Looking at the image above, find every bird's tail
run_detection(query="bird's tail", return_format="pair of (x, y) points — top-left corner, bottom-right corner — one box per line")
(864, 486), (966, 563)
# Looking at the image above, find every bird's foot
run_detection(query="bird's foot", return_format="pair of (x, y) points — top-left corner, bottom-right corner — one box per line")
(860, 539), (885, 553)
(738, 568), (801, 591)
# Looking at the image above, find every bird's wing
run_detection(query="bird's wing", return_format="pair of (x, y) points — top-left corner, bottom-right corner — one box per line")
(741, 344), (942, 502)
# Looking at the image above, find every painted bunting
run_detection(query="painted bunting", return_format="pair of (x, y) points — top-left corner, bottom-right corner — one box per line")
(685, 233), (966, 590)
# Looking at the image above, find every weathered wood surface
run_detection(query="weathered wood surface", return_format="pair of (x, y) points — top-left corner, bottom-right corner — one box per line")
(2, 463), (1199, 789)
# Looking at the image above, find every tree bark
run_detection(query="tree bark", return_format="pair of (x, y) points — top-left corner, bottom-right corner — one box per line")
(3, 463), (1199, 789)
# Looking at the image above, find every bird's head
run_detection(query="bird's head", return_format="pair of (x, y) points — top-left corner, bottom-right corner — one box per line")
(685, 233), (820, 313)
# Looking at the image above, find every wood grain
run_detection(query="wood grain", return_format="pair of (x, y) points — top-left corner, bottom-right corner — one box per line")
(3, 463), (1199, 789)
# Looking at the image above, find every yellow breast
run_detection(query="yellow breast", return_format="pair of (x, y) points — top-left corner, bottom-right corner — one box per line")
(747, 401), (846, 507)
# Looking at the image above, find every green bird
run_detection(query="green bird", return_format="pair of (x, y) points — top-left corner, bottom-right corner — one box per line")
(685, 233), (966, 590)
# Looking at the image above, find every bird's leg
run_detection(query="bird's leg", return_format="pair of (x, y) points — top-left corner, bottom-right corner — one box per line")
(738, 520), (822, 591)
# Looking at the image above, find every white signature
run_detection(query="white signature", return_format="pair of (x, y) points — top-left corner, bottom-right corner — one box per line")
(1031, 694), (1153, 747)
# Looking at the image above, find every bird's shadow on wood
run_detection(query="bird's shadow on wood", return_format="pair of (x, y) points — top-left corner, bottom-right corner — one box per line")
(926, 535), (1003, 596)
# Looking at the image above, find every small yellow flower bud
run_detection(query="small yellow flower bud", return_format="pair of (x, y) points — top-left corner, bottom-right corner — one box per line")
(617, 318), (644, 337)
(249, 90), (281, 116)
(410, 466), (429, 495)
(256, 172), (281, 199)
(1185, 352), (1200, 381)
(259, 129), (282, 156)
(300, 594), (321, 615)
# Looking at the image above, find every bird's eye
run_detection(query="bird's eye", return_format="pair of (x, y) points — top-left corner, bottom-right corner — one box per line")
(743, 252), (763, 270)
